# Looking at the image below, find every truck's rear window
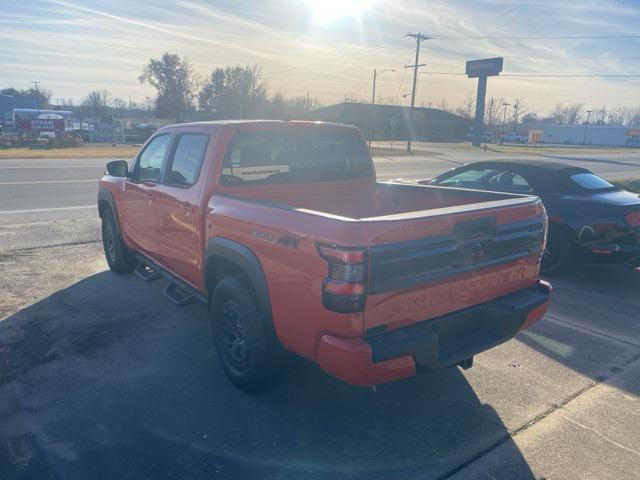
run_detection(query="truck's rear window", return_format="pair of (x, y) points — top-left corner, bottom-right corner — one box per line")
(221, 129), (372, 186)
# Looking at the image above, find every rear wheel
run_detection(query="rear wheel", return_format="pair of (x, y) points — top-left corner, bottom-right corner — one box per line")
(541, 224), (573, 275)
(210, 275), (284, 392)
(101, 208), (136, 273)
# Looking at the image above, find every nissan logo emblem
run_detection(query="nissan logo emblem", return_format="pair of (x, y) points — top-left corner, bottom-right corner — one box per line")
(469, 243), (484, 264)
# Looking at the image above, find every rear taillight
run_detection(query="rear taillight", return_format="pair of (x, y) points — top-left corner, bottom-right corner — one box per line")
(317, 244), (367, 313)
(625, 211), (640, 227)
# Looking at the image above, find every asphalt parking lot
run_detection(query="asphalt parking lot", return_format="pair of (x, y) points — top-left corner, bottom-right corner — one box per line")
(1, 147), (640, 479)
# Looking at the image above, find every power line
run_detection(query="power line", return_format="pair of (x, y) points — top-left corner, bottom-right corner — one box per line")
(429, 34), (640, 40)
(419, 72), (640, 77)
(420, 49), (640, 61)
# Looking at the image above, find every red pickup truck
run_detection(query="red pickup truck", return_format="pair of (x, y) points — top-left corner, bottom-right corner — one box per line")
(98, 120), (551, 391)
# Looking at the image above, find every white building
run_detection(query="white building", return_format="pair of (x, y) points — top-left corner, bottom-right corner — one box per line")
(541, 125), (640, 147)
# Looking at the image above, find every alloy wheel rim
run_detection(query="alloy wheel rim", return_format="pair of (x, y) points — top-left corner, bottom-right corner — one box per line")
(542, 235), (562, 271)
(105, 221), (117, 262)
(220, 302), (249, 371)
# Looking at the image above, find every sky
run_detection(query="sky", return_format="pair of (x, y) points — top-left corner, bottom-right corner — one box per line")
(1, 0), (640, 115)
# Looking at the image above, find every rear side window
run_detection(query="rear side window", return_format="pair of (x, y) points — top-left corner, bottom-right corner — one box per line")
(570, 173), (614, 190)
(166, 134), (209, 187)
(436, 168), (498, 187)
(138, 134), (171, 183)
(221, 129), (372, 186)
(486, 171), (533, 193)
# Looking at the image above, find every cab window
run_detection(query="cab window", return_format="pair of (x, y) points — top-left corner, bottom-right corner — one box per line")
(221, 129), (372, 186)
(165, 134), (209, 187)
(137, 134), (171, 183)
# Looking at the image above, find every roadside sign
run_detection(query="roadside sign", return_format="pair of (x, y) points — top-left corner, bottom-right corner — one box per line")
(466, 57), (504, 78)
(467, 57), (504, 147)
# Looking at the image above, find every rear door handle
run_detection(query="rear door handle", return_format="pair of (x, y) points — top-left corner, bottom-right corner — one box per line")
(182, 201), (195, 213)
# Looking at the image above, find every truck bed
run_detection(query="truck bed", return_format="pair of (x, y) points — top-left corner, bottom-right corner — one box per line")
(215, 179), (545, 341)
(227, 181), (529, 221)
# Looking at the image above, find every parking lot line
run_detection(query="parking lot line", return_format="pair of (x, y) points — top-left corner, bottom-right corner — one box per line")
(0, 165), (101, 170)
(0, 179), (96, 185)
(0, 205), (96, 215)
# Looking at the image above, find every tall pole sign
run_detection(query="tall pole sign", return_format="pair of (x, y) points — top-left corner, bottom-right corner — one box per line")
(466, 57), (503, 147)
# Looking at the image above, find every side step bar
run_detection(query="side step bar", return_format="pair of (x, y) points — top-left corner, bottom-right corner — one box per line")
(163, 281), (196, 306)
(135, 262), (162, 282)
(134, 254), (206, 306)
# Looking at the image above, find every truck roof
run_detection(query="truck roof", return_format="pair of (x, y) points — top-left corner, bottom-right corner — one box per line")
(157, 120), (357, 131)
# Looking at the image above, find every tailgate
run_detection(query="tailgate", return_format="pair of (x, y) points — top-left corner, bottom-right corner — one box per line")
(363, 197), (546, 333)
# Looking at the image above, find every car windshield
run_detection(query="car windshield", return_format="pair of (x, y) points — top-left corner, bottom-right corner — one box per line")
(221, 129), (372, 186)
(570, 173), (616, 191)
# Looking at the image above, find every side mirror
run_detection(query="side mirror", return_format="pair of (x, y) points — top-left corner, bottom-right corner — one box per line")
(106, 160), (129, 177)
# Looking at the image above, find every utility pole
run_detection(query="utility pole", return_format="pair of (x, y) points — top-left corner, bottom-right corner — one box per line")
(513, 99), (519, 129)
(404, 33), (429, 153)
(372, 69), (377, 104)
(502, 102), (510, 126)
(583, 109), (593, 145)
(31, 81), (41, 113)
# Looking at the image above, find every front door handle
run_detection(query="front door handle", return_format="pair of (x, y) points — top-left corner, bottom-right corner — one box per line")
(182, 201), (195, 213)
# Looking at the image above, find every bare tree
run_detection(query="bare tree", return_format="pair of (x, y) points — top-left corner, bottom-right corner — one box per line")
(485, 96), (505, 128)
(83, 89), (111, 118)
(454, 93), (475, 120)
(551, 103), (584, 125)
(199, 65), (267, 118)
(25, 86), (53, 109)
(139, 53), (197, 122)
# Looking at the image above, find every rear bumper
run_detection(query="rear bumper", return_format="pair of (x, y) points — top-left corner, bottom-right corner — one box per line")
(582, 242), (640, 268)
(316, 280), (551, 387)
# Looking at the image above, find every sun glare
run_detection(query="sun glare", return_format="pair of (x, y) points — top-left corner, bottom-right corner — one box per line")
(305, 0), (374, 25)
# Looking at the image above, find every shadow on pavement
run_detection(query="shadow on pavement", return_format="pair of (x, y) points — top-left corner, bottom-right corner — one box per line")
(518, 265), (640, 392)
(0, 271), (536, 480)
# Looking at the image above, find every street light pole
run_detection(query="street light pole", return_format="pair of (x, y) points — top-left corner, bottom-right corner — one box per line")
(370, 68), (395, 148)
(583, 110), (593, 145)
(371, 69), (395, 105)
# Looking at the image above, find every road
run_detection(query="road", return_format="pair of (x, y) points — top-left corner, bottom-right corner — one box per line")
(1, 145), (640, 251)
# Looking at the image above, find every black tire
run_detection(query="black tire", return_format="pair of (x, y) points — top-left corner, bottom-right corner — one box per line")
(101, 207), (137, 273)
(541, 224), (573, 275)
(210, 275), (284, 392)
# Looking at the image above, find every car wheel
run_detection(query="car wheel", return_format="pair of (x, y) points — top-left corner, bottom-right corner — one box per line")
(210, 275), (284, 392)
(541, 224), (573, 275)
(101, 208), (137, 273)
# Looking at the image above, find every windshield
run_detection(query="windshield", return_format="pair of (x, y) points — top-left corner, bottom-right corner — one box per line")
(570, 173), (615, 190)
(221, 129), (372, 186)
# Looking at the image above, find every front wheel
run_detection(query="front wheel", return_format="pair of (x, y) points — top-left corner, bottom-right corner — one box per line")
(101, 208), (137, 273)
(210, 275), (285, 392)
(541, 224), (573, 275)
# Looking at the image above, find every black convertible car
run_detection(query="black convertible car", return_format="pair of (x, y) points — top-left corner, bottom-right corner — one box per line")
(426, 160), (640, 274)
